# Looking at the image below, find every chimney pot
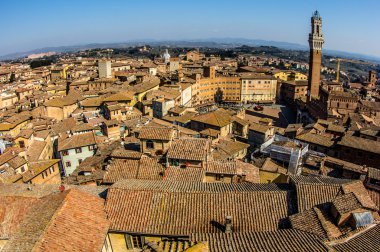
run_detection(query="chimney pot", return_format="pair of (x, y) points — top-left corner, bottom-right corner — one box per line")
(225, 216), (233, 233)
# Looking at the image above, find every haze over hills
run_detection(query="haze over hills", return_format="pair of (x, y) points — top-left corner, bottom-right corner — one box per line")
(1, 38), (380, 63)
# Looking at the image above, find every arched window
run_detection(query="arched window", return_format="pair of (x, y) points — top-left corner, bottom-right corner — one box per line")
(146, 140), (154, 149)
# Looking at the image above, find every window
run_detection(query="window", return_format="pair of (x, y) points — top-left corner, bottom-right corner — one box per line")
(62, 150), (69, 156)
(146, 140), (154, 149)
(131, 235), (143, 249)
(88, 145), (95, 151)
(75, 147), (82, 153)
(42, 170), (48, 179)
(215, 174), (224, 181)
(19, 140), (25, 148)
(65, 161), (71, 167)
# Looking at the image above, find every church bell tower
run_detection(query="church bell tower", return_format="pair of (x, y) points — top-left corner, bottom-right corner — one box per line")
(307, 10), (324, 101)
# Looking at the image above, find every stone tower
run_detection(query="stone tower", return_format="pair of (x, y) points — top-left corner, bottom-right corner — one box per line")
(369, 70), (377, 87)
(307, 10), (324, 101)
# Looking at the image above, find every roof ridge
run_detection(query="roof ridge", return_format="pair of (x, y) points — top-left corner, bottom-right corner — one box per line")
(30, 191), (69, 251)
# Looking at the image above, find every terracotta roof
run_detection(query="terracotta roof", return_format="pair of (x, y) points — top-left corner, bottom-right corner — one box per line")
(332, 224), (380, 252)
(339, 135), (380, 154)
(126, 78), (160, 93)
(0, 167), (23, 183)
(167, 138), (210, 161)
(236, 160), (260, 183)
(232, 115), (249, 126)
(367, 189), (380, 210)
(80, 97), (104, 107)
(138, 126), (174, 141)
(106, 180), (290, 236)
(22, 159), (60, 182)
(0, 151), (17, 167)
(214, 139), (249, 156)
(137, 156), (165, 180)
(200, 128), (220, 137)
(71, 123), (94, 133)
(111, 179), (288, 193)
(103, 156), (164, 184)
(103, 159), (139, 183)
(290, 206), (331, 240)
(324, 156), (366, 174)
(6, 156), (27, 169)
(163, 166), (204, 182)
(249, 123), (271, 134)
(103, 91), (135, 102)
(33, 129), (50, 139)
(191, 230), (329, 252)
(368, 167), (380, 180)
(290, 175), (351, 212)
(16, 129), (34, 139)
(341, 181), (378, 211)
(26, 140), (47, 162)
(327, 123), (345, 133)
(57, 132), (96, 151)
(44, 91), (83, 108)
(110, 148), (142, 159)
(50, 118), (77, 135)
(205, 161), (239, 175)
(192, 109), (233, 128)
(332, 192), (362, 215)
(0, 196), (39, 239)
(261, 158), (288, 174)
(2, 189), (109, 252)
(296, 132), (335, 148)
(290, 180), (379, 241)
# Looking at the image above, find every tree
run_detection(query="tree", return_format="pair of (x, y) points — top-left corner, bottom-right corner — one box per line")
(9, 73), (15, 82)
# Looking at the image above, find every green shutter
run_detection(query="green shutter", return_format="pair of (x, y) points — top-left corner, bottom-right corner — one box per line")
(125, 234), (133, 249)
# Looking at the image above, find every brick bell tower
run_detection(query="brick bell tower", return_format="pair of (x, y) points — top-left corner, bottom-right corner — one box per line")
(307, 10), (324, 102)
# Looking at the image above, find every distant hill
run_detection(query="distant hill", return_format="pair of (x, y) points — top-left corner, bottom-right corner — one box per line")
(1, 38), (380, 63)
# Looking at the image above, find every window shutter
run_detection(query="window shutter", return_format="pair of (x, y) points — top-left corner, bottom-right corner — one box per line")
(140, 236), (145, 247)
(125, 234), (133, 249)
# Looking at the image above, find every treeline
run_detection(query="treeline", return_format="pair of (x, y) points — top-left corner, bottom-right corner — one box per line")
(29, 55), (58, 69)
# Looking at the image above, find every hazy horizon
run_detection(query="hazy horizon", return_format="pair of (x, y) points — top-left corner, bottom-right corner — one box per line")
(1, 0), (380, 57)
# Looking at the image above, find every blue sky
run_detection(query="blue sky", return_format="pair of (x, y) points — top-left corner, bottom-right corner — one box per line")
(1, 0), (379, 57)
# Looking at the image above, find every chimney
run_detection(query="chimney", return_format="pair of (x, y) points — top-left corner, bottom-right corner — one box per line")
(225, 216), (233, 233)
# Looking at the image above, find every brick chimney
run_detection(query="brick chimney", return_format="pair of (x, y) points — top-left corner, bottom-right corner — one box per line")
(225, 216), (233, 233)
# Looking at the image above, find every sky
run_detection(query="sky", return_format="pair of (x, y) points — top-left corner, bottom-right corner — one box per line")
(1, 0), (380, 57)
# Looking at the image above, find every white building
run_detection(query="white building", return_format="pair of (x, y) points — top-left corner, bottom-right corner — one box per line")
(57, 132), (97, 176)
(98, 61), (112, 78)
(240, 74), (277, 104)
(163, 49), (170, 64)
(180, 83), (192, 107)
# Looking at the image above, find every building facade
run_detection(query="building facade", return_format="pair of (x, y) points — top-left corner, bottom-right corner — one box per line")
(98, 61), (112, 78)
(241, 74), (277, 104)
